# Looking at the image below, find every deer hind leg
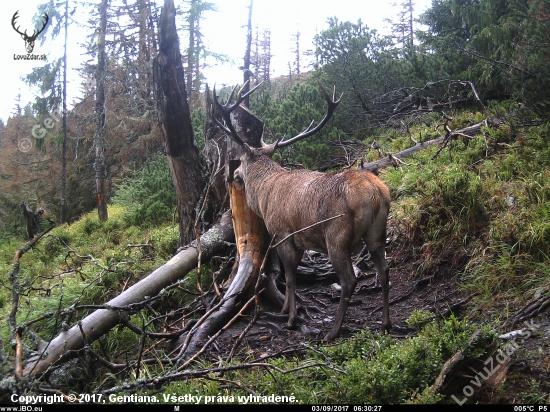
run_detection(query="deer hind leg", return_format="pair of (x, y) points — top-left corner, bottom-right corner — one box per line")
(325, 250), (357, 341)
(370, 246), (391, 333)
(277, 244), (303, 329)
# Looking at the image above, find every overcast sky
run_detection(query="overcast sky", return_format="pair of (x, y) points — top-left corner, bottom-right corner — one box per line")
(0, 0), (432, 122)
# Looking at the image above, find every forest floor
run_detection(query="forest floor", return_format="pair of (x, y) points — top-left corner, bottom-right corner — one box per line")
(215, 250), (460, 354)
(211, 248), (550, 404)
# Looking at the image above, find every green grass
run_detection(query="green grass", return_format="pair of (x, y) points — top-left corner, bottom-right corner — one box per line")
(382, 109), (550, 318)
(151, 314), (495, 404)
(0, 205), (180, 345)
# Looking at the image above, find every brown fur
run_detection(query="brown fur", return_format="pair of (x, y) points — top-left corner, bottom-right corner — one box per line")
(235, 148), (391, 341)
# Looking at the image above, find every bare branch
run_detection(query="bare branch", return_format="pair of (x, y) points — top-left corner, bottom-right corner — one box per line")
(271, 214), (345, 249)
(176, 291), (263, 371)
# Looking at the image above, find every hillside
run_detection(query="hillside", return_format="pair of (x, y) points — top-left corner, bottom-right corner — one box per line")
(1, 107), (548, 404)
(2, 0), (550, 404)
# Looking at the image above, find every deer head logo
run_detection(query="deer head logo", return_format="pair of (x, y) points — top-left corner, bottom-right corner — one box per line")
(11, 11), (49, 54)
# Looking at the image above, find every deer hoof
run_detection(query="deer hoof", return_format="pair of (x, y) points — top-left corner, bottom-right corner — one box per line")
(380, 323), (392, 334)
(323, 332), (336, 342)
(287, 315), (297, 329)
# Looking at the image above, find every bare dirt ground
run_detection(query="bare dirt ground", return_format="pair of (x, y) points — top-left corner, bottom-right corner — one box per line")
(213, 249), (465, 356)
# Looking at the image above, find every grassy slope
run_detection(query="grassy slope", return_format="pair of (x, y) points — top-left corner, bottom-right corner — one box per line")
(0, 206), (180, 347)
(385, 110), (550, 318)
(0, 108), (549, 404)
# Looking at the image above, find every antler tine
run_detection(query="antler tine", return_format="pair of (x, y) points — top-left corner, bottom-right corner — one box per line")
(216, 80), (261, 114)
(276, 82), (343, 149)
(227, 80), (264, 111)
(210, 103), (226, 132)
(210, 106), (246, 146)
(260, 128), (285, 154)
(317, 80), (343, 106)
(226, 84), (240, 110)
(212, 84), (246, 146)
(240, 80), (264, 101)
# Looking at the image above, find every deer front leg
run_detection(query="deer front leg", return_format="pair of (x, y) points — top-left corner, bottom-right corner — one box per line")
(277, 244), (303, 329)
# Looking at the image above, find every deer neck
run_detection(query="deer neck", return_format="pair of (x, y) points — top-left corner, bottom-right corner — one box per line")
(244, 155), (285, 216)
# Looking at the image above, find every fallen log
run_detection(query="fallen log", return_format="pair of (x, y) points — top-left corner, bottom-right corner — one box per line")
(23, 211), (235, 378)
(429, 329), (480, 392)
(361, 118), (496, 171)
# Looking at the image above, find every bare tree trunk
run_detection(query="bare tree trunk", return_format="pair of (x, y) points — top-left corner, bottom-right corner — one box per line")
(178, 105), (270, 359)
(21, 203), (39, 240)
(408, 0), (414, 55)
(361, 119), (493, 171)
(94, 0), (108, 222)
(23, 212), (235, 378)
(292, 28), (300, 76)
(60, 0), (68, 224)
(262, 29), (271, 83)
(186, 0), (195, 99)
(138, 0), (153, 101)
(193, 16), (201, 105)
(153, 0), (207, 246)
(204, 84), (228, 211)
(139, 0), (148, 62)
(253, 25), (259, 81)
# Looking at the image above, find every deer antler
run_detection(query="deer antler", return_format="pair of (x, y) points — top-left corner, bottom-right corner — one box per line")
(273, 81), (343, 149)
(11, 11), (26, 37)
(212, 80), (262, 147)
(213, 80), (342, 156)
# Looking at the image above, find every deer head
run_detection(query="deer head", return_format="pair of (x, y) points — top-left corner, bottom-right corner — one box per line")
(12, 11), (49, 54)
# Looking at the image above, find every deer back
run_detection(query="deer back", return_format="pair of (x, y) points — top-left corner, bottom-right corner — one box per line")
(240, 154), (390, 253)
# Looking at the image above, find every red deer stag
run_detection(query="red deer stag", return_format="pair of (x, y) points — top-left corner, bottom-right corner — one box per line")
(213, 82), (391, 341)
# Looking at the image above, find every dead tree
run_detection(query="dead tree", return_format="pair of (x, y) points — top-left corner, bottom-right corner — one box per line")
(153, 0), (208, 246)
(203, 84), (229, 213)
(361, 118), (497, 171)
(242, 0), (253, 108)
(94, 0), (108, 222)
(176, 86), (270, 359)
(21, 203), (41, 240)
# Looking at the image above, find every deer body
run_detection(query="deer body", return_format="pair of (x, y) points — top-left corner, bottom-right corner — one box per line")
(234, 150), (391, 341)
